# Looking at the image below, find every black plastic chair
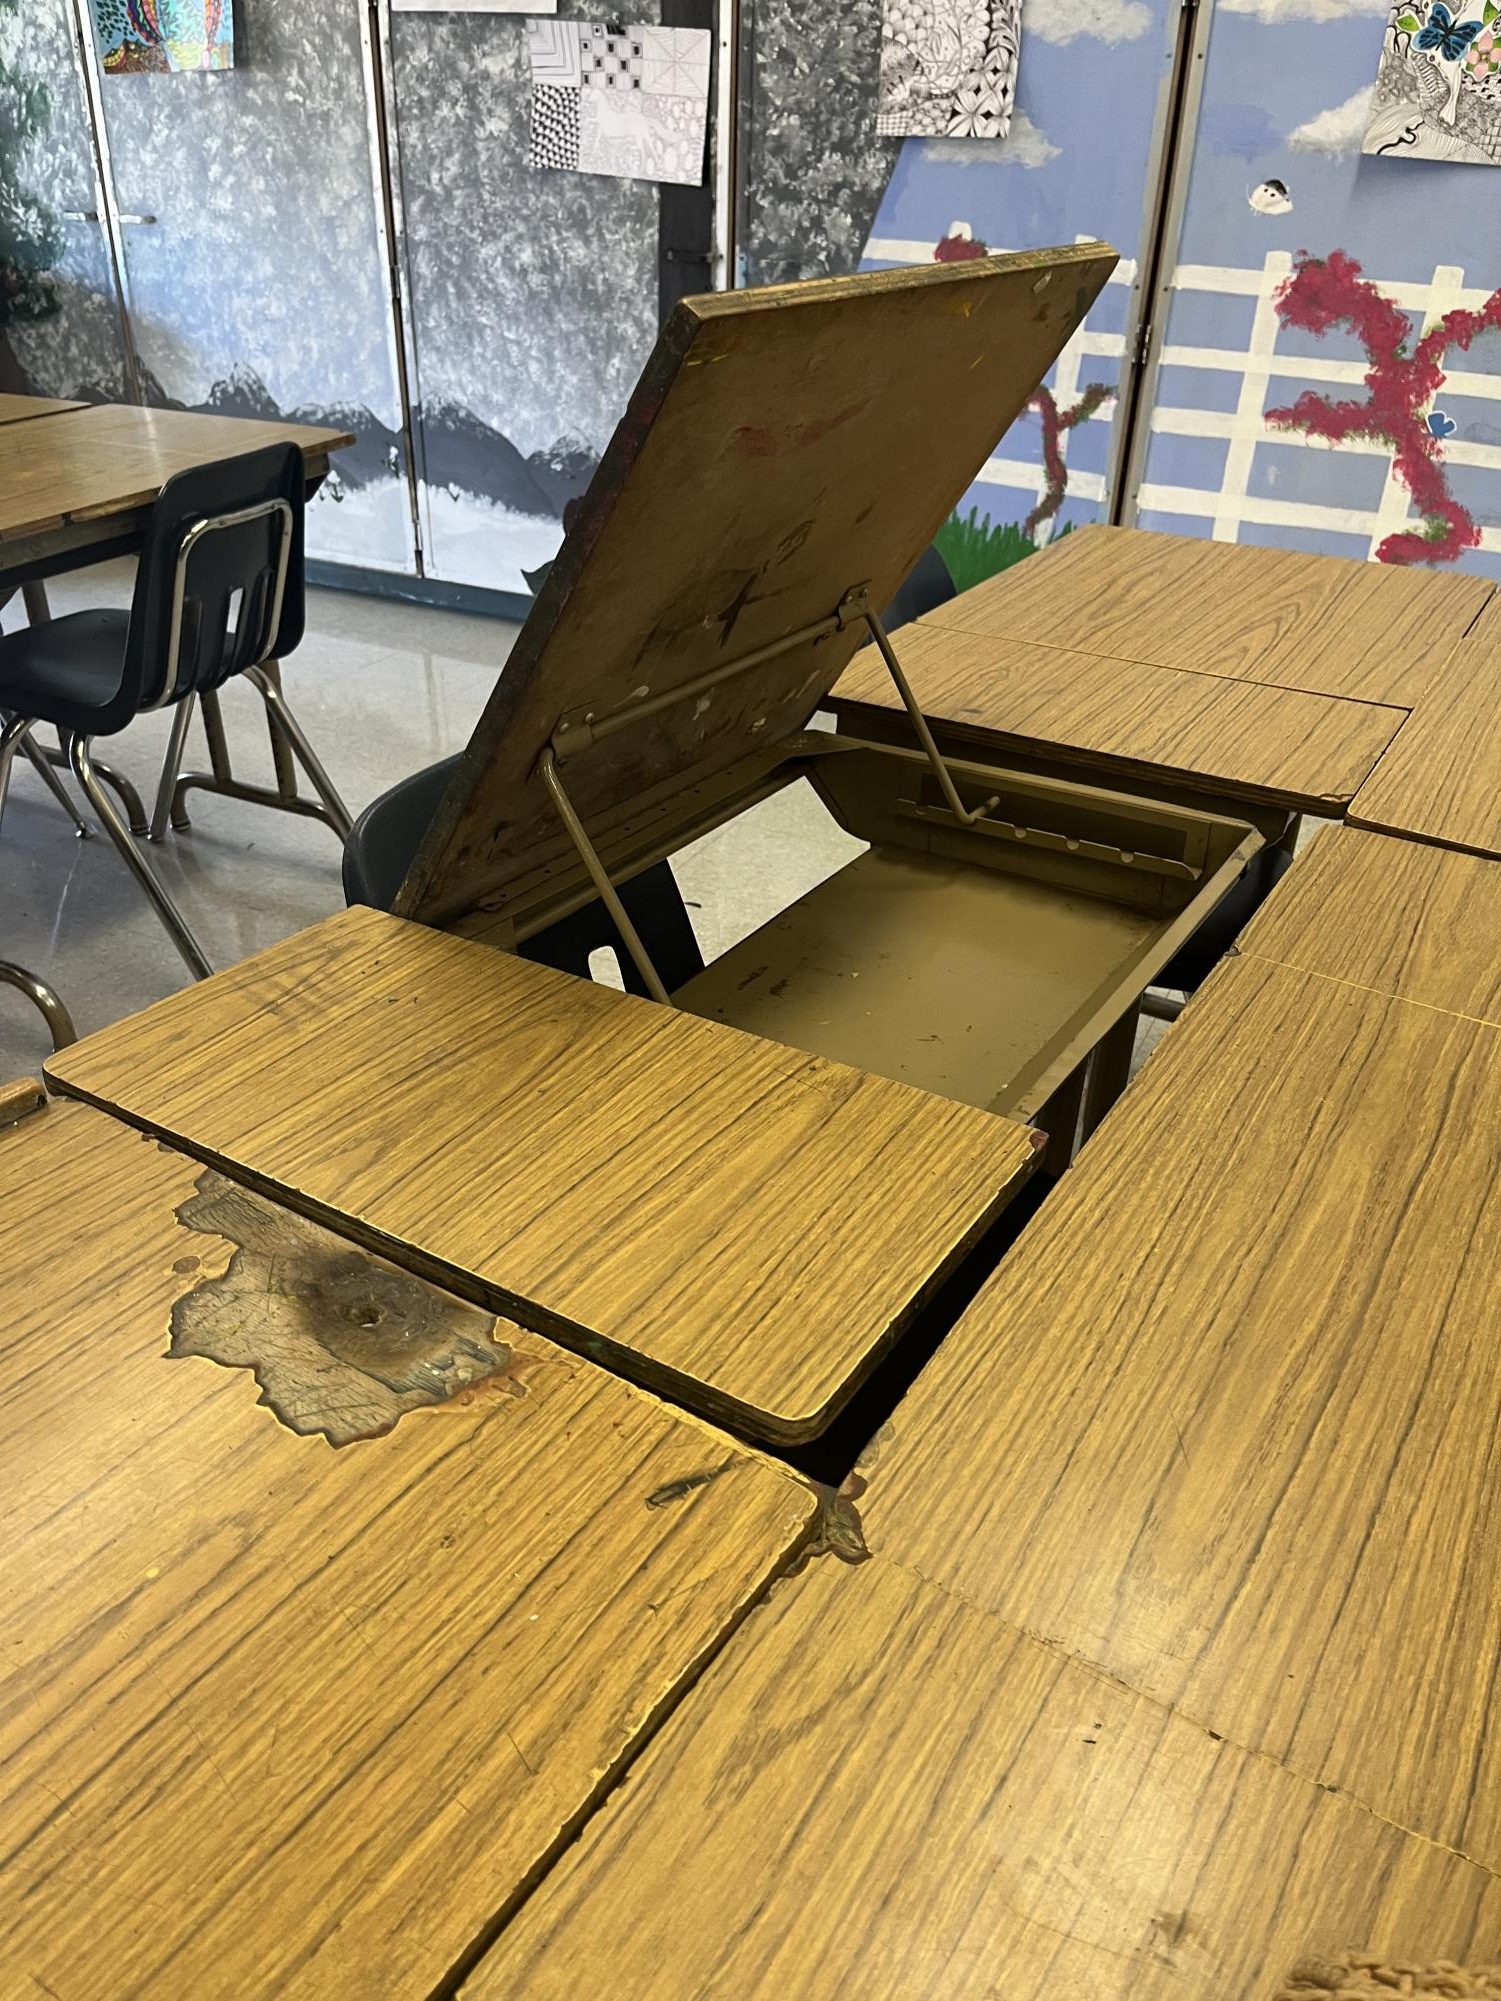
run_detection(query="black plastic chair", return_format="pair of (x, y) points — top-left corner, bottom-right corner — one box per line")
(0, 443), (345, 981)
(343, 752), (705, 997)
(883, 543), (957, 630)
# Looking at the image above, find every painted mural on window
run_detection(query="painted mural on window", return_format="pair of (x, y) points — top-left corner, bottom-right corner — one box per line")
(861, 0), (1171, 584)
(91, 0), (234, 74)
(1133, 0), (1501, 582)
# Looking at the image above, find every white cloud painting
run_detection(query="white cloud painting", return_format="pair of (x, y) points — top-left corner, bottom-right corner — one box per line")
(1288, 83), (1375, 151)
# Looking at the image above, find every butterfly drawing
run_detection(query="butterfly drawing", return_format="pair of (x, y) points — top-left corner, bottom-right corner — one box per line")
(1414, 3), (1482, 60)
(1428, 409), (1458, 438)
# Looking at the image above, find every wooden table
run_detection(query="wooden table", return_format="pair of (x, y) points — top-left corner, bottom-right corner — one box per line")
(1239, 822), (1501, 1021)
(469, 1555), (1501, 1997)
(856, 950), (1501, 1866)
(463, 845), (1501, 1995)
(45, 904), (1040, 1443)
(0, 1092), (815, 2001)
(0, 393), (83, 426)
(917, 523), (1492, 705)
(832, 617), (1407, 813)
(0, 401), (353, 590)
(829, 525), (1493, 816)
(1350, 595), (1501, 859)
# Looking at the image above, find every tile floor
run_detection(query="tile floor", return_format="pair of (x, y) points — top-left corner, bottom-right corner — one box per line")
(0, 562), (862, 1079)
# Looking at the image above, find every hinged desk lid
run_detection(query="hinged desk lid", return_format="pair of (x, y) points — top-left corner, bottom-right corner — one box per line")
(395, 244), (1117, 929)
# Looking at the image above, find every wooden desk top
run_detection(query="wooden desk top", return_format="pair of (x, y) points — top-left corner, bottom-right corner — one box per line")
(46, 906), (1039, 1443)
(918, 525), (1492, 705)
(0, 393), (83, 425)
(854, 951), (1501, 1867)
(1241, 824), (1501, 1024)
(1349, 597), (1501, 858)
(0, 1094), (814, 2000)
(830, 618), (1406, 812)
(0, 401), (353, 546)
(468, 1556), (1501, 1998)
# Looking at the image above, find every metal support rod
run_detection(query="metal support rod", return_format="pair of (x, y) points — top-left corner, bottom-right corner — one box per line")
(68, 734), (213, 981)
(150, 695), (196, 840)
(858, 603), (1000, 828)
(0, 962), (76, 1050)
(19, 732), (90, 839)
(538, 748), (672, 1006)
(1141, 988), (1185, 1022)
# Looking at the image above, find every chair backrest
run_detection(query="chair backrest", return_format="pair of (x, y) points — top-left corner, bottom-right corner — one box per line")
(127, 442), (307, 712)
(881, 543), (957, 633)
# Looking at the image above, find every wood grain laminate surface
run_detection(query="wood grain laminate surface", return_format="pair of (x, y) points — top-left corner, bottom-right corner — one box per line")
(830, 618), (1407, 810)
(0, 1095), (815, 2000)
(1239, 824), (1501, 1022)
(396, 246), (1115, 929)
(918, 524), (1491, 704)
(848, 953), (1501, 1864)
(0, 402), (352, 545)
(45, 906), (1039, 1442)
(0, 393), (82, 425)
(467, 1557), (1501, 2000)
(1349, 597), (1501, 858)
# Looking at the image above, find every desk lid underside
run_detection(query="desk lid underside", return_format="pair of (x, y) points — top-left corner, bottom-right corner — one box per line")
(396, 245), (1116, 930)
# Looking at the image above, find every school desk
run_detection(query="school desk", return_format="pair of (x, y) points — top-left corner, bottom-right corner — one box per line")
(0, 1091), (814, 2001)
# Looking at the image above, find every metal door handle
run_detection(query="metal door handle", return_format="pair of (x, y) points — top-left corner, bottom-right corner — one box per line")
(60, 208), (155, 224)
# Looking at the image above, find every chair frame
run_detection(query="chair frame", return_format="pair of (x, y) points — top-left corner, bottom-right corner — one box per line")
(0, 480), (348, 984)
(146, 496), (351, 847)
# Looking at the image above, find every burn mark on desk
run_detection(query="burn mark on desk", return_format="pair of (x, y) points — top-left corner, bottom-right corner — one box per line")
(169, 1171), (522, 1445)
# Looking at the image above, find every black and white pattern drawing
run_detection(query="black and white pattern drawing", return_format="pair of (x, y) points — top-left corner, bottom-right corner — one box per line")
(530, 82), (582, 169)
(526, 18), (709, 185)
(1364, 0), (1501, 164)
(877, 0), (1023, 140)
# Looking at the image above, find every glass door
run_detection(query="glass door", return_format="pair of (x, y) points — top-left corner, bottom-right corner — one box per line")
(80, 0), (416, 572)
(2, 0), (129, 400)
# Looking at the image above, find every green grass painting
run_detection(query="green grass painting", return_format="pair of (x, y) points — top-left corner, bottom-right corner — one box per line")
(933, 510), (1075, 594)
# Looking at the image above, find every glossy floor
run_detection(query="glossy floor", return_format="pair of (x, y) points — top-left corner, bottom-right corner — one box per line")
(0, 565), (862, 1079)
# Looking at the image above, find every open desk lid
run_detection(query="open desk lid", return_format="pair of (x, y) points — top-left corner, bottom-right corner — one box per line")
(395, 244), (1118, 931)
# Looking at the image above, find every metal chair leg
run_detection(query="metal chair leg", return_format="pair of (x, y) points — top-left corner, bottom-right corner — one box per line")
(243, 664), (353, 840)
(30, 729), (149, 837)
(150, 695), (197, 841)
(0, 712), (31, 833)
(162, 668), (351, 843)
(19, 731), (90, 839)
(68, 733), (213, 981)
(0, 962), (76, 1050)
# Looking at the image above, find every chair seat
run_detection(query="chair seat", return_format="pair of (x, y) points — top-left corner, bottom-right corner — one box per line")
(0, 610), (130, 737)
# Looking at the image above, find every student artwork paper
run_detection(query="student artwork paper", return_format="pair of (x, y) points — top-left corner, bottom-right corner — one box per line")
(877, 0), (1023, 140)
(393, 2), (555, 12)
(527, 19), (710, 186)
(92, 0), (233, 72)
(1364, 0), (1501, 164)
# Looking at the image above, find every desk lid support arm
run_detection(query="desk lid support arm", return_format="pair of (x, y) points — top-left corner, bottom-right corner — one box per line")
(537, 584), (999, 1007)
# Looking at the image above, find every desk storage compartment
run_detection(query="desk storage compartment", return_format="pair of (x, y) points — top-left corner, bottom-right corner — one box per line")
(675, 741), (1265, 1122)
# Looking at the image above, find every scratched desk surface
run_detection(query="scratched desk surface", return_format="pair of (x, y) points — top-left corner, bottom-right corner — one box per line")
(0, 402), (352, 553)
(466, 1556), (1501, 2000)
(1350, 595), (1501, 860)
(0, 1094), (814, 2001)
(854, 950), (1501, 1869)
(1239, 822), (1501, 1022)
(45, 904), (1040, 1443)
(915, 524), (1492, 706)
(829, 617), (1407, 813)
(0, 393), (83, 426)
